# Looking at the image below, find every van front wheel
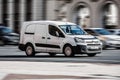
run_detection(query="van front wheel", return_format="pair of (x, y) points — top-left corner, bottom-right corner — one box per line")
(63, 45), (74, 57)
(25, 44), (35, 57)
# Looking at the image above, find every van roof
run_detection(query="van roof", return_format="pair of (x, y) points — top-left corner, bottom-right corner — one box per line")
(24, 20), (76, 25)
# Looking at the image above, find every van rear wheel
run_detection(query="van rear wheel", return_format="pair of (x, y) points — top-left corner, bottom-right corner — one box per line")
(63, 45), (74, 57)
(25, 44), (35, 57)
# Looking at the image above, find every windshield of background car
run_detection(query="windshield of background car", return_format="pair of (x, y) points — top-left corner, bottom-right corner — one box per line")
(0, 27), (12, 34)
(94, 29), (112, 35)
(59, 25), (87, 35)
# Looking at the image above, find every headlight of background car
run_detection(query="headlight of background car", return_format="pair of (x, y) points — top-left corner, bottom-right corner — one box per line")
(74, 37), (85, 43)
(98, 36), (115, 42)
(106, 38), (115, 41)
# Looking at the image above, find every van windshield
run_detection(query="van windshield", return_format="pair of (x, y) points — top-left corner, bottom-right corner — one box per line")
(59, 25), (87, 35)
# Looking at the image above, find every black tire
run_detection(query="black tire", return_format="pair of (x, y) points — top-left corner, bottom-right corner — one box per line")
(49, 53), (56, 57)
(87, 53), (96, 57)
(0, 40), (5, 46)
(25, 44), (35, 57)
(63, 45), (74, 57)
(116, 47), (120, 49)
(102, 45), (107, 50)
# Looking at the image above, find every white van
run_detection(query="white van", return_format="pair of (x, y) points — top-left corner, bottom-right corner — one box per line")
(19, 21), (102, 57)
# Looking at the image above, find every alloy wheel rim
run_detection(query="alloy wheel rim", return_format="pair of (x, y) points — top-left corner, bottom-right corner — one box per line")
(26, 46), (33, 55)
(65, 46), (72, 56)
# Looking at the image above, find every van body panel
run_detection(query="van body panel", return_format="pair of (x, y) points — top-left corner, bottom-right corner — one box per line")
(34, 24), (47, 52)
(24, 24), (35, 46)
(19, 21), (102, 56)
(46, 24), (65, 53)
(46, 34), (63, 53)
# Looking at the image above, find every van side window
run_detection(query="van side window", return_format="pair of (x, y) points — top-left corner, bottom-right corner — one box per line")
(49, 25), (64, 37)
(25, 24), (35, 34)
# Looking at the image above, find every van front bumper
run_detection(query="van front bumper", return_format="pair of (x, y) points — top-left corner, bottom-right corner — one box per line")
(73, 45), (102, 54)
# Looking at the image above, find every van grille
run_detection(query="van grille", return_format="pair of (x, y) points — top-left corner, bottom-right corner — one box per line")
(87, 44), (101, 46)
(88, 48), (101, 51)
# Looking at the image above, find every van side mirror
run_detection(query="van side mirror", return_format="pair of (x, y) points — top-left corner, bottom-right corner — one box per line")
(56, 31), (59, 37)
(56, 31), (65, 38)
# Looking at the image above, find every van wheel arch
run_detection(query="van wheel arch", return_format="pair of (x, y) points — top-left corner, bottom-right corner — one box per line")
(25, 42), (33, 46)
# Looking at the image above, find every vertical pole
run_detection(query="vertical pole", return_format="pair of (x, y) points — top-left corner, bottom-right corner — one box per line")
(32, 0), (43, 20)
(0, 0), (2, 23)
(19, 0), (25, 30)
(8, 0), (14, 30)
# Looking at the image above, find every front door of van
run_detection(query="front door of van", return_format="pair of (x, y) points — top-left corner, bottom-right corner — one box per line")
(34, 24), (47, 52)
(46, 25), (65, 53)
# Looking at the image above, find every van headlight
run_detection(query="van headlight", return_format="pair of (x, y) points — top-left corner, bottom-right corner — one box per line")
(74, 37), (85, 43)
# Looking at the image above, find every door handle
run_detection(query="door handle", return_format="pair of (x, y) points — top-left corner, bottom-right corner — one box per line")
(42, 37), (45, 39)
(47, 37), (51, 39)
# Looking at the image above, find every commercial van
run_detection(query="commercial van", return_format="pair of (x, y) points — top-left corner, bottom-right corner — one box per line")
(19, 21), (102, 57)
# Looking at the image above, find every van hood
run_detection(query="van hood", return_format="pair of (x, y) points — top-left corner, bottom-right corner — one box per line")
(102, 35), (120, 40)
(68, 35), (96, 39)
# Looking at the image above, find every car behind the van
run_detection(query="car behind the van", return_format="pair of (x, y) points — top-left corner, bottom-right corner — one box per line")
(0, 26), (19, 45)
(85, 28), (120, 49)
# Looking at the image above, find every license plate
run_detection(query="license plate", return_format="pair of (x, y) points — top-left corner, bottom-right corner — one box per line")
(88, 46), (99, 49)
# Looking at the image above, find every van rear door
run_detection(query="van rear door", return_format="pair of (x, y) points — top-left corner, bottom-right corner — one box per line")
(34, 24), (47, 52)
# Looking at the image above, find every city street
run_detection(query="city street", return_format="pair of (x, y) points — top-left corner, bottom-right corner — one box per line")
(0, 45), (120, 64)
(0, 45), (120, 80)
(0, 0), (120, 79)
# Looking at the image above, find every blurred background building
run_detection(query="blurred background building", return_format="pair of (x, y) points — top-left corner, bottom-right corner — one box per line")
(0, 0), (120, 33)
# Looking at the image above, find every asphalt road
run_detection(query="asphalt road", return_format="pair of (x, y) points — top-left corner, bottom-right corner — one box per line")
(0, 45), (120, 64)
